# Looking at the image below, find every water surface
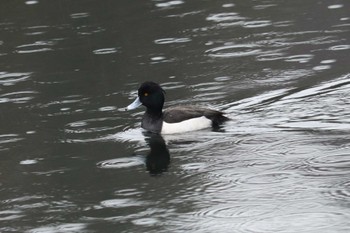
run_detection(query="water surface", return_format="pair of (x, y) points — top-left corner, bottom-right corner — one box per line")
(1, 0), (349, 232)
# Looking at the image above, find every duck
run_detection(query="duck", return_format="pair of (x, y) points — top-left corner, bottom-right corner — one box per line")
(125, 81), (229, 134)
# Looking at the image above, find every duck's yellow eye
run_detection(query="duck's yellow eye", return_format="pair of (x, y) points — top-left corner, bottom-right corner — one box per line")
(144, 92), (149, 97)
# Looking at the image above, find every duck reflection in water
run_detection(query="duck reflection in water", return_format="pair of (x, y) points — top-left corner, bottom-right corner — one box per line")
(143, 132), (170, 175)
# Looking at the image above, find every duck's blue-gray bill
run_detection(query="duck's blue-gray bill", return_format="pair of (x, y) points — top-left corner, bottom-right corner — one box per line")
(125, 97), (142, 111)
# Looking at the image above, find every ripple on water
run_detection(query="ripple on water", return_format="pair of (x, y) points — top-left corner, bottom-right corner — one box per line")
(97, 157), (144, 169)
(93, 48), (118, 55)
(222, 3), (235, 8)
(70, 12), (90, 19)
(155, 0), (184, 8)
(100, 198), (147, 208)
(329, 44), (350, 51)
(320, 59), (336, 64)
(328, 4), (344, 9)
(65, 116), (121, 134)
(256, 52), (285, 61)
(24, 25), (49, 36)
(65, 116), (125, 143)
(284, 54), (314, 63)
(243, 20), (272, 28)
(301, 153), (350, 177)
(19, 159), (39, 165)
(25, 0), (38, 5)
(253, 4), (277, 10)
(26, 223), (87, 233)
(131, 218), (159, 226)
(15, 41), (55, 54)
(326, 180), (350, 201)
(206, 12), (245, 23)
(206, 44), (261, 58)
(194, 203), (278, 219)
(154, 37), (191, 44)
(0, 72), (31, 85)
(98, 106), (117, 112)
(312, 65), (331, 71)
(111, 128), (145, 143)
(0, 91), (37, 104)
(76, 25), (106, 35)
(0, 210), (24, 221)
(245, 212), (348, 233)
(0, 134), (23, 150)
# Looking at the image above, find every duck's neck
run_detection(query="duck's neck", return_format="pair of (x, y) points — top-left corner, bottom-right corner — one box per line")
(141, 109), (163, 133)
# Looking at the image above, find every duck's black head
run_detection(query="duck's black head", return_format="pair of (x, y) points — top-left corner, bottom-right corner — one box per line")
(138, 82), (165, 113)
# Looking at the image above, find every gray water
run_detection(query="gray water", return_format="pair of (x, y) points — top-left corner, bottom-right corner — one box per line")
(1, 0), (350, 232)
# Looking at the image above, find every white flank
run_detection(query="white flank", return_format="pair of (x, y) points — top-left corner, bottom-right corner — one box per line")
(161, 116), (212, 134)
